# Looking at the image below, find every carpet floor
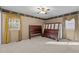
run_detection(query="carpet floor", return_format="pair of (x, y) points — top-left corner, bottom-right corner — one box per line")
(0, 36), (79, 53)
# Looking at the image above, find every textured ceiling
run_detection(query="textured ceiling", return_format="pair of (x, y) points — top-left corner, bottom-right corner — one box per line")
(1, 6), (79, 19)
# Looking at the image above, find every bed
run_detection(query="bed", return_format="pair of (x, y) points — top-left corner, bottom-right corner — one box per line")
(29, 25), (42, 39)
(43, 23), (60, 41)
(29, 23), (60, 41)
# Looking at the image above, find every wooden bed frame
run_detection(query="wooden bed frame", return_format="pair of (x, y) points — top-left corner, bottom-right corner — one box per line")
(29, 23), (60, 41)
(43, 22), (60, 41)
(29, 25), (42, 39)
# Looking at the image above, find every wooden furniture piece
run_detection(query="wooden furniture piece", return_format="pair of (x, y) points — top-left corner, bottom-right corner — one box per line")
(43, 23), (60, 41)
(29, 25), (42, 39)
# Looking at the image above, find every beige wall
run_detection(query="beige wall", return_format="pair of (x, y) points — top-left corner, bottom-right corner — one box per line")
(21, 16), (44, 40)
(45, 17), (63, 23)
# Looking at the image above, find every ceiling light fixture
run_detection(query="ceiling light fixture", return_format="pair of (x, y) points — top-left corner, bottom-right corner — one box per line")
(37, 7), (50, 14)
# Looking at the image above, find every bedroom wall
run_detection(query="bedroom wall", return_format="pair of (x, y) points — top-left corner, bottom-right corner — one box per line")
(21, 16), (44, 40)
(45, 17), (63, 23)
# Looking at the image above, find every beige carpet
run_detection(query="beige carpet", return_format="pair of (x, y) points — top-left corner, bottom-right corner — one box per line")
(0, 36), (79, 53)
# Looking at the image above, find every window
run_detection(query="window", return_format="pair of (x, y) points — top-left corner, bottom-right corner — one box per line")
(55, 24), (58, 29)
(45, 24), (48, 29)
(8, 18), (20, 30)
(65, 18), (75, 30)
(51, 24), (54, 29)
(48, 24), (51, 29)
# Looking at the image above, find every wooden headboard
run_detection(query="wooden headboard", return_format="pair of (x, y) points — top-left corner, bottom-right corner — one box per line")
(29, 25), (42, 39)
(43, 22), (60, 41)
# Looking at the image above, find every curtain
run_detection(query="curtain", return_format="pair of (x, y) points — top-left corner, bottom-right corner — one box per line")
(63, 14), (78, 41)
(74, 14), (78, 41)
(4, 13), (10, 44)
(58, 24), (63, 39)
